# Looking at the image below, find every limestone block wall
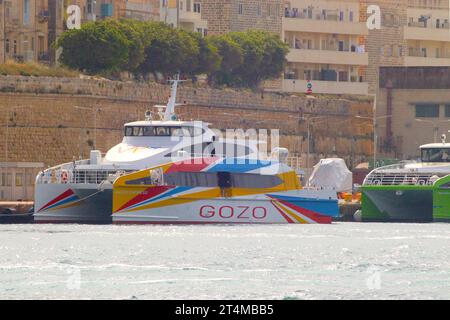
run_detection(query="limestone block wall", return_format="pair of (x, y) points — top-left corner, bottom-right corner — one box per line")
(0, 76), (373, 168)
(201, 0), (283, 35)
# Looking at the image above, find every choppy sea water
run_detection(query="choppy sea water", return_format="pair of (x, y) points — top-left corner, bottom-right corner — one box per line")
(0, 223), (449, 300)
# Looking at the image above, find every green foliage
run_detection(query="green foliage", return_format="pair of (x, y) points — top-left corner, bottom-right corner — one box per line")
(190, 33), (222, 77)
(135, 23), (199, 78)
(55, 20), (288, 88)
(212, 30), (289, 87)
(56, 19), (131, 74)
(208, 35), (243, 86)
(118, 19), (147, 72)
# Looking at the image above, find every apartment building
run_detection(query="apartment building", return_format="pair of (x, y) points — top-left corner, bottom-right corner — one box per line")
(160, 0), (208, 35)
(0, 0), (50, 63)
(364, 0), (450, 92)
(282, 0), (369, 95)
(201, 0), (283, 35)
(404, 0), (450, 66)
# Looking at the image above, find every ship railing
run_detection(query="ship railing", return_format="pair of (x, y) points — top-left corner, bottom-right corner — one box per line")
(363, 161), (418, 186)
(364, 173), (436, 186)
(37, 167), (126, 185)
(36, 154), (304, 185)
(35, 159), (123, 185)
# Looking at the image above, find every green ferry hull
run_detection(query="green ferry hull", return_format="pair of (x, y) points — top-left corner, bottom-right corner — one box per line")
(362, 186), (434, 222)
(431, 177), (450, 222)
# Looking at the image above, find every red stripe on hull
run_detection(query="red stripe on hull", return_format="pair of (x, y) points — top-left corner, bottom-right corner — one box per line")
(276, 199), (332, 224)
(38, 189), (74, 212)
(115, 186), (174, 213)
(270, 201), (295, 223)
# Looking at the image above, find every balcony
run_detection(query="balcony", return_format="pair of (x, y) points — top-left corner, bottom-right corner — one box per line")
(287, 48), (368, 66)
(282, 79), (368, 95)
(404, 25), (450, 42)
(405, 48), (450, 66)
(178, 10), (207, 30)
(283, 16), (368, 36)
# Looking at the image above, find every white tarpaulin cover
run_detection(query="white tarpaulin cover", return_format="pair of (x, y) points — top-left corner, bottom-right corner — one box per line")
(307, 158), (353, 192)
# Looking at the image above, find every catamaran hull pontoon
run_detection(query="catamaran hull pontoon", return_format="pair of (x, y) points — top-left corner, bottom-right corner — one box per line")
(34, 183), (113, 224)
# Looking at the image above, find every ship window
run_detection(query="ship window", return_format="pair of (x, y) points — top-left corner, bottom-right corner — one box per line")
(165, 172), (219, 187)
(231, 173), (283, 188)
(163, 171), (282, 189)
(421, 148), (450, 162)
(439, 182), (450, 189)
(125, 126), (205, 137)
(156, 127), (171, 136)
(125, 127), (133, 136)
(133, 127), (144, 136)
(143, 127), (156, 136)
(415, 104), (440, 118)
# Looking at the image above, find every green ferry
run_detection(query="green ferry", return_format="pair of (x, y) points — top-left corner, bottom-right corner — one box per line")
(361, 139), (450, 222)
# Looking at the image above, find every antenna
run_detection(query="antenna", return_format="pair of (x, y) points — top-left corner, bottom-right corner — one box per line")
(164, 74), (184, 121)
(441, 134), (447, 144)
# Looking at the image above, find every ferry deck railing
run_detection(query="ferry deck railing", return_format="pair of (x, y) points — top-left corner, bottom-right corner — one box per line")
(36, 154), (305, 185)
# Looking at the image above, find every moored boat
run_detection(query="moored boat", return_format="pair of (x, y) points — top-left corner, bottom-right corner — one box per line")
(112, 157), (339, 224)
(34, 77), (304, 224)
(361, 136), (450, 222)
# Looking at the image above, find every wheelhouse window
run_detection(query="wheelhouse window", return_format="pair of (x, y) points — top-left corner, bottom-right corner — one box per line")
(124, 126), (204, 137)
(421, 148), (450, 163)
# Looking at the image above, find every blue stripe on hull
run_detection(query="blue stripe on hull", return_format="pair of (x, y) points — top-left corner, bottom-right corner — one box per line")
(269, 194), (339, 217)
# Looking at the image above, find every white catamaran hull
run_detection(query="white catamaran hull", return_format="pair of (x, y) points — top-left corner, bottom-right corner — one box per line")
(34, 183), (113, 223)
(113, 189), (338, 225)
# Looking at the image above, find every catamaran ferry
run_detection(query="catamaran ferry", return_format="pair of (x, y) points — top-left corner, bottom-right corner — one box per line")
(34, 78), (338, 224)
(112, 157), (339, 224)
(361, 135), (450, 222)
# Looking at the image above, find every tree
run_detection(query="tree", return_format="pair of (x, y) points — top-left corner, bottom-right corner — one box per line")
(135, 23), (199, 79)
(118, 19), (147, 73)
(208, 35), (243, 86)
(55, 20), (131, 74)
(228, 30), (288, 87)
(189, 33), (221, 79)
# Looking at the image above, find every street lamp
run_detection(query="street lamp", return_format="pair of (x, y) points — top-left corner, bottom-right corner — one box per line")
(355, 114), (392, 169)
(74, 105), (102, 151)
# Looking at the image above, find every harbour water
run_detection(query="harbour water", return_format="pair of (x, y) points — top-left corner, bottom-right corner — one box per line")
(0, 223), (449, 300)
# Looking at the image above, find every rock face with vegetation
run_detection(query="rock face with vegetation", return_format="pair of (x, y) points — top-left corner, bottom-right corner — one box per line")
(55, 19), (289, 88)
